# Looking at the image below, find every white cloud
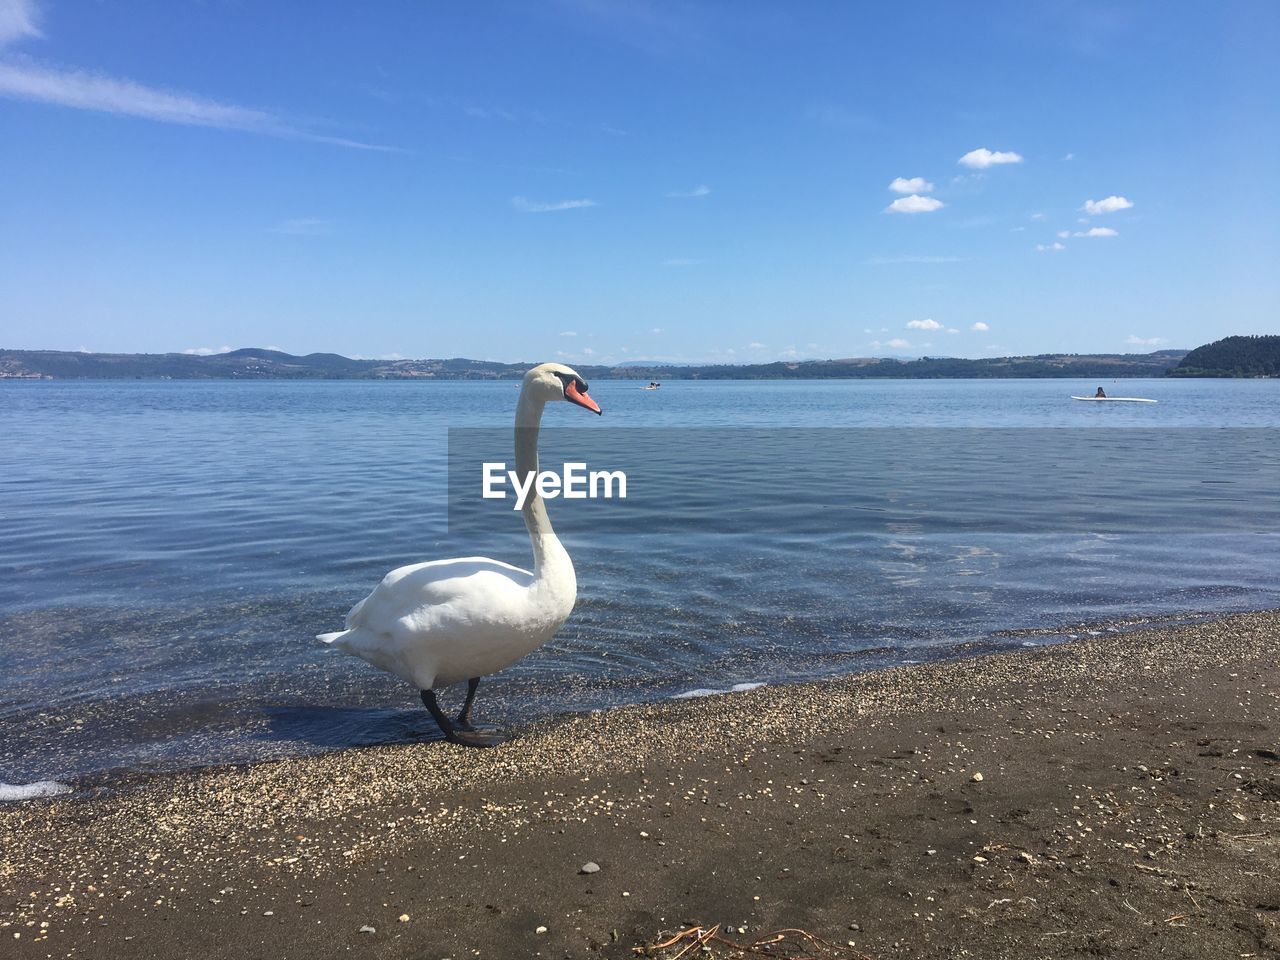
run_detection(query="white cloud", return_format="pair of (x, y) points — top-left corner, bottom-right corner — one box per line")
(1036, 241), (1066, 252)
(886, 338), (911, 349)
(885, 194), (945, 214)
(269, 217), (332, 236)
(0, 56), (394, 150)
(748, 341), (766, 349)
(971, 322), (990, 332)
(1074, 226), (1118, 238)
(665, 184), (710, 198)
(650, 327), (664, 334)
(0, 0), (40, 46)
(946, 328), (959, 334)
(889, 176), (934, 194)
(512, 196), (596, 213)
(1030, 212), (1047, 221)
(1057, 230), (1071, 238)
(1063, 152), (1075, 161)
(958, 148), (1023, 169)
(558, 331), (577, 337)
(182, 345), (232, 356)
(581, 346), (595, 356)
(1082, 195), (1133, 216)
(907, 318), (942, 330)
(1125, 335), (1167, 347)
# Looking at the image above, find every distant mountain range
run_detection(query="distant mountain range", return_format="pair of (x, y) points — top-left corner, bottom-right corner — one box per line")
(0, 345), (1200, 380)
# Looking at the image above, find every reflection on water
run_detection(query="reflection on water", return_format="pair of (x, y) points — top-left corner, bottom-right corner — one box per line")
(1, 378), (1277, 782)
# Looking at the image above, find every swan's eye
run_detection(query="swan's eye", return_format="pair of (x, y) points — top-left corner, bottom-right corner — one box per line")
(575, 378), (589, 393)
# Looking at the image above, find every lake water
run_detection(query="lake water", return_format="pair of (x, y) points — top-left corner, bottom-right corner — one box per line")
(2, 377), (1278, 786)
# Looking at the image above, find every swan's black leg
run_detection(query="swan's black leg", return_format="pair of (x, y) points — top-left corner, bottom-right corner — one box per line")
(420, 688), (504, 748)
(456, 677), (481, 729)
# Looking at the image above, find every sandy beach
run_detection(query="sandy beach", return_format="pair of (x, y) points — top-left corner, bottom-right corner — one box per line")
(2, 610), (1277, 959)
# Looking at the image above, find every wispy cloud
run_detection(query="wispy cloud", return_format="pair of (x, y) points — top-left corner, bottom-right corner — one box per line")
(958, 147), (1023, 169)
(554, 0), (708, 56)
(1073, 226), (1118, 238)
(885, 338), (911, 349)
(889, 176), (934, 195)
(865, 255), (965, 265)
(511, 196), (597, 213)
(0, 55), (395, 150)
(1125, 335), (1166, 347)
(182, 345), (232, 356)
(665, 184), (710, 198)
(559, 331), (578, 337)
(906, 318), (942, 330)
(971, 321), (990, 332)
(1036, 241), (1066, 252)
(0, 0), (40, 46)
(885, 195), (945, 214)
(269, 218), (333, 236)
(1082, 195), (1133, 215)
(804, 103), (875, 130)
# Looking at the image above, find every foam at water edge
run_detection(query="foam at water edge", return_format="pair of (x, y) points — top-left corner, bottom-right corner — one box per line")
(672, 682), (765, 700)
(0, 781), (72, 802)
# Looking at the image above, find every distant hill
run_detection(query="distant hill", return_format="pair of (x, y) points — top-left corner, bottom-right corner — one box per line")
(1169, 335), (1280, 377)
(0, 347), (1189, 381)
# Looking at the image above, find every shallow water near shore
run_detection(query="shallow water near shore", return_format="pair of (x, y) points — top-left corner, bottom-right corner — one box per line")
(2, 377), (1278, 785)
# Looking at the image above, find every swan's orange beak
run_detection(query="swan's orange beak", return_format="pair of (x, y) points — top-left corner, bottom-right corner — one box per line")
(565, 379), (602, 415)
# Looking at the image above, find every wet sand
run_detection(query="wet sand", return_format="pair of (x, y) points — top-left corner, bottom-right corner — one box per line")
(2, 610), (1278, 959)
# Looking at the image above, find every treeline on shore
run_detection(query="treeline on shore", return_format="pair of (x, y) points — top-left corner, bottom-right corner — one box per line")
(4, 336), (1276, 381)
(1167, 335), (1280, 378)
(0, 346), (1195, 380)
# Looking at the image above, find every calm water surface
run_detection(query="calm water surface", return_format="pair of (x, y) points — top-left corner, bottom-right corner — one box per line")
(1, 378), (1277, 783)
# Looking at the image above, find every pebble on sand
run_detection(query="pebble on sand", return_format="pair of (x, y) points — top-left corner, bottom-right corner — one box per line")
(970, 772), (984, 782)
(580, 861), (601, 874)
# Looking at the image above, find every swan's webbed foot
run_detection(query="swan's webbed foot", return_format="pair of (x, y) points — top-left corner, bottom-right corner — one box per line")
(449, 728), (506, 748)
(420, 685), (504, 749)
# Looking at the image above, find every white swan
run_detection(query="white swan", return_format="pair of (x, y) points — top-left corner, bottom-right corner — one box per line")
(317, 362), (602, 747)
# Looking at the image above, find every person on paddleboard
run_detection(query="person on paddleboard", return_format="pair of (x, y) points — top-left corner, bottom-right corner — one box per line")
(1094, 386), (1107, 398)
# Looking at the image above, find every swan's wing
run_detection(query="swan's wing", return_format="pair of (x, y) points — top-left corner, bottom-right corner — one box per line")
(345, 557), (534, 634)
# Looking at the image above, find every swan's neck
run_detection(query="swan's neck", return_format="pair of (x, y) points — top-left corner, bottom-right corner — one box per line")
(515, 392), (574, 591)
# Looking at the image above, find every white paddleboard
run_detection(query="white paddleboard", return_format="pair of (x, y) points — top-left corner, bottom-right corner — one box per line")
(1071, 396), (1157, 403)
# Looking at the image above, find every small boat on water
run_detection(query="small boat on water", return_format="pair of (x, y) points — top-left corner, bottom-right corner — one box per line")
(1070, 396), (1157, 403)
(644, 381), (661, 390)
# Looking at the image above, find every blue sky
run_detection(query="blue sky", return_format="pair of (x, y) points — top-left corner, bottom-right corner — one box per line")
(2, 0), (1277, 363)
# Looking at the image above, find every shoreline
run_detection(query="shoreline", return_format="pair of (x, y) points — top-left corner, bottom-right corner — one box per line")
(2, 609), (1278, 958)
(1, 607), (1245, 794)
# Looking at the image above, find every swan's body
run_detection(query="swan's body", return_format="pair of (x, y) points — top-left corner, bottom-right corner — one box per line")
(317, 363), (601, 746)
(319, 554), (573, 690)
